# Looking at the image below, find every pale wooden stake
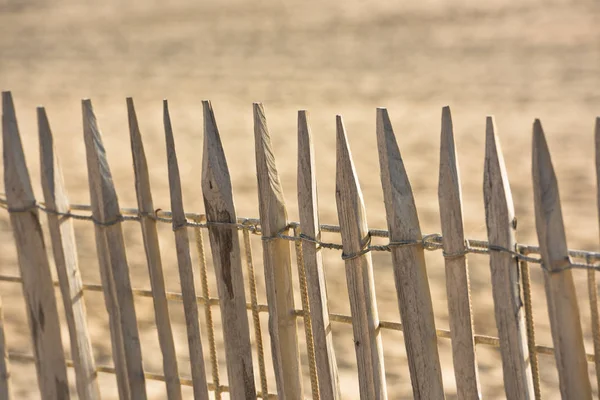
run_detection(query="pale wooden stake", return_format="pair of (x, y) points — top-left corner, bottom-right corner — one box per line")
(163, 100), (210, 400)
(2, 91), (70, 400)
(375, 108), (444, 399)
(438, 106), (481, 399)
(297, 110), (341, 400)
(483, 116), (534, 399)
(38, 107), (100, 400)
(127, 98), (182, 400)
(201, 100), (256, 399)
(0, 294), (12, 400)
(532, 119), (592, 399)
(335, 115), (387, 400)
(253, 103), (304, 399)
(593, 116), (600, 392)
(82, 99), (147, 400)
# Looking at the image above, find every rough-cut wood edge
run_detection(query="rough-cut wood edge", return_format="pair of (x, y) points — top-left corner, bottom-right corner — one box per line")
(532, 119), (592, 399)
(335, 115), (387, 400)
(593, 116), (600, 392)
(163, 100), (210, 400)
(82, 98), (147, 400)
(2, 91), (70, 400)
(0, 293), (12, 400)
(483, 116), (534, 399)
(38, 107), (100, 400)
(127, 98), (182, 400)
(253, 102), (304, 400)
(297, 110), (341, 400)
(201, 100), (256, 399)
(438, 106), (481, 399)
(375, 108), (444, 400)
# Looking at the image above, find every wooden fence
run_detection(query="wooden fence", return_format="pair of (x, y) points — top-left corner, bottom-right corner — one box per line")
(1, 89), (600, 399)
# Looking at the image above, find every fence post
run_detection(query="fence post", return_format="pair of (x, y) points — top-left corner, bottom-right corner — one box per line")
(375, 108), (444, 399)
(253, 103), (304, 399)
(0, 293), (10, 400)
(38, 107), (100, 400)
(127, 98), (182, 400)
(592, 116), (600, 392)
(163, 100), (210, 400)
(335, 115), (387, 400)
(532, 119), (592, 399)
(2, 91), (70, 400)
(83, 99), (148, 400)
(483, 117), (534, 399)
(297, 110), (341, 400)
(201, 100), (256, 399)
(438, 106), (481, 399)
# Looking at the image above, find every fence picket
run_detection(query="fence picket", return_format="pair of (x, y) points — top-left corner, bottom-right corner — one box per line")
(375, 108), (444, 399)
(438, 106), (481, 399)
(335, 115), (387, 400)
(201, 100), (256, 399)
(127, 98), (182, 400)
(297, 110), (341, 400)
(593, 116), (600, 392)
(163, 100), (210, 400)
(253, 103), (304, 399)
(0, 294), (11, 400)
(483, 117), (534, 399)
(38, 107), (100, 400)
(2, 91), (70, 400)
(82, 99), (147, 400)
(532, 119), (592, 399)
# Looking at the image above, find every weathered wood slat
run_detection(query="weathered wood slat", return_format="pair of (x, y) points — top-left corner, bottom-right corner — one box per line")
(0, 294), (12, 400)
(375, 108), (444, 399)
(593, 116), (600, 392)
(82, 99), (147, 400)
(163, 100), (210, 400)
(438, 106), (481, 399)
(297, 110), (341, 400)
(483, 116), (534, 399)
(335, 115), (387, 400)
(532, 119), (592, 399)
(2, 91), (70, 400)
(253, 103), (304, 399)
(201, 100), (256, 399)
(127, 98), (182, 400)
(38, 107), (100, 400)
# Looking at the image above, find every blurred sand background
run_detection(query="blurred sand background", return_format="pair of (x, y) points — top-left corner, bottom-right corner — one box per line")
(1, 0), (600, 398)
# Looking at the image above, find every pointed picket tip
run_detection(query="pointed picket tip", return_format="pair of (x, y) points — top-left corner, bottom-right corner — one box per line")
(484, 116), (515, 231)
(297, 110), (320, 237)
(163, 99), (187, 229)
(127, 97), (155, 214)
(2, 91), (35, 210)
(202, 100), (236, 221)
(375, 107), (421, 239)
(253, 102), (287, 235)
(532, 119), (570, 271)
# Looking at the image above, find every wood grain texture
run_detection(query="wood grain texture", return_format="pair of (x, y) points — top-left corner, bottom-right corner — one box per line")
(335, 115), (387, 400)
(483, 117), (534, 399)
(163, 100), (210, 400)
(532, 119), (592, 399)
(0, 293), (12, 400)
(127, 98), (182, 400)
(82, 98), (147, 400)
(593, 116), (600, 393)
(297, 110), (341, 400)
(201, 100), (256, 399)
(253, 103), (304, 400)
(438, 106), (481, 399)
(2, 91), (70, 400)
(38, 107), (100, 400)
(375, 108), (444, 400)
